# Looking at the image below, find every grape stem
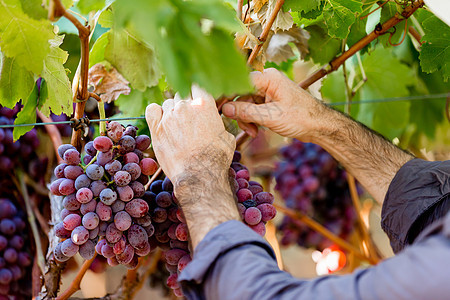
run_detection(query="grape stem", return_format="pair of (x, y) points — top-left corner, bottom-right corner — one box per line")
(144, 167), (163, 190)
(273, 203), (379, 265)
(15, 170), (46, 275)
(97, 100), (107, 135)
(55, 253), (97, 300)
(84, 151), (99, 169)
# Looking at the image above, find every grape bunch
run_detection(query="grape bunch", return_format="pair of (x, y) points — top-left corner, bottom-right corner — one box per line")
(150, 151), (277, 297)
(274, 140), (357, 250)
(0, 199), (33, 298)
(50, 122), (159, 268)
(0, 105), (45, 176)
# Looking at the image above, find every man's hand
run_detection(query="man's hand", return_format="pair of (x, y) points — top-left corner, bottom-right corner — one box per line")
(146, 86), (240, 249)
(222, 68), (326, 142)
(224, 68), (413, 204)
(146, 86), (235, 182)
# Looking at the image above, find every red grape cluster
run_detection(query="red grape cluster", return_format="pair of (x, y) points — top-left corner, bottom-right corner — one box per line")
(0, 199), (33, 298)
(50, 122), (159, 268)
(0, 105), (45, 176)
(150, 151), (277, 297)
(274, 140), (357, 250)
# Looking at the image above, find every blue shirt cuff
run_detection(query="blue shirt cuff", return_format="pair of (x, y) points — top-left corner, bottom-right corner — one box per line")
(178, 220), (276, 284)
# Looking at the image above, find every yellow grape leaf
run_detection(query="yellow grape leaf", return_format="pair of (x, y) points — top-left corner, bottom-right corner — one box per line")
(257, 0), (294, 33)
(266, 26), (310, 63)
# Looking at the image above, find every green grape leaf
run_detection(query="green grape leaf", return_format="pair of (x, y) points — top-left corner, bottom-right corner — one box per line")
(98, 8), (113, 28)
(77, 0), (106, 14)
(62, 0), (74, 8)
(13, 84), (38, 141)
(347, 17), (368, 51)
(19, 0), (47, 19)
(419, 15), (450, 81)
(104, 29), (161, 91)
(114, 0), (251, 98)
(305, 24), (341, 64)
(39, 38), (73, 116)
(321, 68), (346, 104)
(299, 1), (324, 19)
(355, 47), (415, 139)
(0, 0), (54, 74)
(89, 31), (109, 68)
(323, 0), (362, 39)
(116, 86), (164, 118)
(0, 55), (35, 108)
(284, 0), (321, 13)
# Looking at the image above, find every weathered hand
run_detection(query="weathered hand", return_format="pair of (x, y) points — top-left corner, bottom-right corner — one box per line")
(222, 68), (326, 142)
(146, 86), (235, 183)
(145, 86), (240, 249)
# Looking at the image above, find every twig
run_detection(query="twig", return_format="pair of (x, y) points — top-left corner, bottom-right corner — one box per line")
(247, 0), (285, 65)
(273, 203), (378, 264)
(15, 171), (46, 275)
(389, 19), (408, 46)
(126, 249), (162, 299)
(299, 0), (425, 89)
(56, 254), (97, 300)
(446, 94), (450, 123)
(408, 26), (424, 45)
(24, 173), (50, 196)
(145, 167), (163, 190)
(237, 0), (244, 20)
(37, 110), (64, 164)
(359, 0), (388, 19)
(347, 174), (381, 262)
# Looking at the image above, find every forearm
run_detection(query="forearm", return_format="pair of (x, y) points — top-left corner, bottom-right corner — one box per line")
(307, 104), (414, 205)
(174, 152), (240, 249)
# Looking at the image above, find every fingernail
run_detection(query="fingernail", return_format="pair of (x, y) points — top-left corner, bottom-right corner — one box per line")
(222, 103), (235, 117)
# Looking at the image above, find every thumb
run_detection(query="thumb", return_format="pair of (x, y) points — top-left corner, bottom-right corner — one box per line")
(222, 102), (270, 126)
(145, 103), (163, 136)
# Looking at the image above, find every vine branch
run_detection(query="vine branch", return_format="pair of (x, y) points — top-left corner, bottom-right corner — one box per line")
(56, 254), (97, 300)
(299, 0), (425, 89)
(50, 0), (91, 151)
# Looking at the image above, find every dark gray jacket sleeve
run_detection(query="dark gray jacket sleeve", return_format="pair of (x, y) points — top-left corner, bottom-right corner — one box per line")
(178, 219), (450, 300)
(382, 159), (450, 253)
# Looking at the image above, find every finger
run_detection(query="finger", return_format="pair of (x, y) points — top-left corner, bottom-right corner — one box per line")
(145, 103), (163, 136)
(162, 98), (175, 112)
(250, 68), (282, 97)
(191, 85), (215, 107)
(174, 92), (183, 103)
(237, 120), (258, 138)
(222, 102), (271, 126)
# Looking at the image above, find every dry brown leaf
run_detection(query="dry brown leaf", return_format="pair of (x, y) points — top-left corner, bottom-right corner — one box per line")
(88, 63), (131, 103)
(257, 0), (293, 33)
(253, 0), (269, 13)
(266, 26), (310, 63)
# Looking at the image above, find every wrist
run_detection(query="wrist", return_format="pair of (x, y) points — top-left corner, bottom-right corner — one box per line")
(173, 170), (240, 249)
